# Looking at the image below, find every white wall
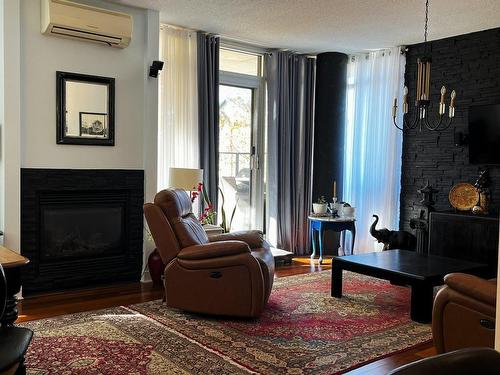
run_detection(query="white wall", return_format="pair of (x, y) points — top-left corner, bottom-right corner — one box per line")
(142, 9), (160, 280)
(0, 0), (4, 238)
(2, 0), (21, 251)
(2, 0), (159, 273)
(21, 0), (155, 170)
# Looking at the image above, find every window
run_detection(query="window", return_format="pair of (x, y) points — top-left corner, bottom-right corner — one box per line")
(220, 49), (262, 76)
(218, 45), (265, 231)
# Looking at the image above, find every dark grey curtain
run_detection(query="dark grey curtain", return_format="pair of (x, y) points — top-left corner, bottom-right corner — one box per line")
(266, 52), (316, 255)
(197, 32), (220, 207)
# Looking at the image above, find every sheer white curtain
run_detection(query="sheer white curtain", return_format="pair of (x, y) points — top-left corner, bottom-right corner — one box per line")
(343, 47), (405, 253)
(158, 25), (199, 189)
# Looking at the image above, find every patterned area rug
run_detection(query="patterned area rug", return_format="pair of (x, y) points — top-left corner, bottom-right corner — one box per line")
(22, 271), (431, 374)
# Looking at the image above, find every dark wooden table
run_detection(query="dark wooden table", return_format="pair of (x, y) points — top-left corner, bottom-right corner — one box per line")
(0, 246), (29, 326)
(331, 250), (487, 323)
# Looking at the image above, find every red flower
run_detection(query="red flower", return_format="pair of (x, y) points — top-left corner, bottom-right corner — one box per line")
(190, 191), (199, 203)
(197, 182), (203, 192)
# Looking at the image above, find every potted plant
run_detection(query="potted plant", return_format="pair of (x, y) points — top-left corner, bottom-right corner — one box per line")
(313, 196), (328, 214)
(192, 183), (237, 233)
(144, 226), (165, 286)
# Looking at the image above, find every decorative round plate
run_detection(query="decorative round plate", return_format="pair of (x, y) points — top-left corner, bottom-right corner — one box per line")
(449, 183), (479, 211)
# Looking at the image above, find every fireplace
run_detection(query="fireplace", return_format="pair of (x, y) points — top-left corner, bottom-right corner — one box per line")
(21, 169), (144, 295)
(40, 192), (126, 260)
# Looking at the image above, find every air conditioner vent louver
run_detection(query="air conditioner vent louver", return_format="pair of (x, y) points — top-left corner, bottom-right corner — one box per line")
(50, 26), (123, 45)
(41, 0), (132, 49)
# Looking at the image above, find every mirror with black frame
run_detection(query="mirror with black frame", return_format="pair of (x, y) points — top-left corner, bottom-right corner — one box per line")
(56, 71), (115, 146)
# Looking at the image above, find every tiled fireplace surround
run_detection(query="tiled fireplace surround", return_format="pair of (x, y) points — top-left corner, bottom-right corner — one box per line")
(20, 169), (144, 295)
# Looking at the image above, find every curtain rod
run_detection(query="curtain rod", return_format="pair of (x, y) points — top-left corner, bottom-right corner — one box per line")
(348, 45), (406, 59)
(266, 50), (317, 59)
(160, 23), (196, 33)
(161, 26), (319, 58)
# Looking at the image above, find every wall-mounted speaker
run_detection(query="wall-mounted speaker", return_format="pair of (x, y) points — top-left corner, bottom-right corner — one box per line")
(149, 60), (164, 78)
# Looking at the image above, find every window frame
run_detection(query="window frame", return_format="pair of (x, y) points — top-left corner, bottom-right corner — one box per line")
(218, 41), (267, 230)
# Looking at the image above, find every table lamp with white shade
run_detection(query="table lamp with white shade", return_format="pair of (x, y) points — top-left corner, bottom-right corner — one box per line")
(168, 167), (203, 192)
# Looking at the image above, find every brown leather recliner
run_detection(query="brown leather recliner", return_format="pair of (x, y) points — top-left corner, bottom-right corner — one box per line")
(144, 188), (274, 318)
(388, 348), (500, 375)
(432, 273), (496, 353)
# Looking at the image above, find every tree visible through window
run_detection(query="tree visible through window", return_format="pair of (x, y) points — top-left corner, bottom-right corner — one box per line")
(219, 85), (252, 231)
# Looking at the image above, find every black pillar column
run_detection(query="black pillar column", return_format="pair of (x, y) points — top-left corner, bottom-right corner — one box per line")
(312, 52), (348, 202)
(311, 53), (348, 256)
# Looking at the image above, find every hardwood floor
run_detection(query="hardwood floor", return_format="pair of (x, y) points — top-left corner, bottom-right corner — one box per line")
(18, 281), (164, 323)
(17, 256), (434, 374)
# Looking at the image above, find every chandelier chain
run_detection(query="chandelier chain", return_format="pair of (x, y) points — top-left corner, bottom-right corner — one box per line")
(424, 0), (429, 43)
(392, 0), (456, 132)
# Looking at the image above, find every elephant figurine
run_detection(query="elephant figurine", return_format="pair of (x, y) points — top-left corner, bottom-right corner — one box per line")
(370, 215), (416, 251)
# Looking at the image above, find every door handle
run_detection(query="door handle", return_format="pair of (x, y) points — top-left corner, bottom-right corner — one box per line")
(250, 146), (259, 170)
(253, 154), (260, 170)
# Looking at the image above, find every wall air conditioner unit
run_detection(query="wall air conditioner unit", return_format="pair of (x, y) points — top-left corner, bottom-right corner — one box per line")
(41, 0), (133, 48)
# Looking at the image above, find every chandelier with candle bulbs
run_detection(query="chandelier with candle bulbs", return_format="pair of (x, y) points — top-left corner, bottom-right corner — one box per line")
(392, 0), (456, 132)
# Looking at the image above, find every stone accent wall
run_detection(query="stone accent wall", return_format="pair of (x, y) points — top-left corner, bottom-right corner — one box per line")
(400, 27), (500, 230)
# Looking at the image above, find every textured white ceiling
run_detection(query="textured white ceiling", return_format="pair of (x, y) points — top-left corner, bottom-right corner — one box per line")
(111, 0), (500, 53)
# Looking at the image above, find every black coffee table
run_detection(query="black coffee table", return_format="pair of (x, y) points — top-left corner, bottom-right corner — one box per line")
(331, 250), (487, 323)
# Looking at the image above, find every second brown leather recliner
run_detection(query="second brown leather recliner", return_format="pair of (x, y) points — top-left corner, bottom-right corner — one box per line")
(144, 188), (274, 318)
(432, 272), (496, 353)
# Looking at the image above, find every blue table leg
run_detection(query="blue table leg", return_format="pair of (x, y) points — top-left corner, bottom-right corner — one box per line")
(340, 231), (346, 256)
(350, 224), (356, 255)
(318, 222), (324, 264)
(310, 222), (316, 260)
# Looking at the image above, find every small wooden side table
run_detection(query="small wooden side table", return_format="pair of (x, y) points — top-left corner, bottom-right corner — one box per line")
(0, 246), (29, 326)
(203, 224), (225, 236)
(308, 216), (356, 264)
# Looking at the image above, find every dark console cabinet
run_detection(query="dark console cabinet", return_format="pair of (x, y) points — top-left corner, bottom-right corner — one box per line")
(428, 212), (499, 277)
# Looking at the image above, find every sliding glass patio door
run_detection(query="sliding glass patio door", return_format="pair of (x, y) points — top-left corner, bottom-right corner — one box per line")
(218, 48), (265, 232)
